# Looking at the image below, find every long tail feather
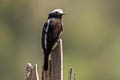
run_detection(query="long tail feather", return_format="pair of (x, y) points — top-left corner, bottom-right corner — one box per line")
(44, 54), (49, 71)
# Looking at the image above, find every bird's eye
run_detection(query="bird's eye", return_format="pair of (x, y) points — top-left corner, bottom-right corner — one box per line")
(55, 12), (59, 14)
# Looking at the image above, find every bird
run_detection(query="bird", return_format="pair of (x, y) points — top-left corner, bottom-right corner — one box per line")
(41, 9), (65, 71)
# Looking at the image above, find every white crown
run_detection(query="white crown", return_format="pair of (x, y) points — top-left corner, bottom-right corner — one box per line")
(51, 9), (63, 14)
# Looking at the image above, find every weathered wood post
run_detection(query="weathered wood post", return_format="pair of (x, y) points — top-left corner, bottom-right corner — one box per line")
(26, 63), (39, 80)
(51, 39), (63, 80)
(42, 39), (63, 80)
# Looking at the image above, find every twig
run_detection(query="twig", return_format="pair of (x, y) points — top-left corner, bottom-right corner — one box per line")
(69, 67), (72, 80)
(74, 72), (77, 80)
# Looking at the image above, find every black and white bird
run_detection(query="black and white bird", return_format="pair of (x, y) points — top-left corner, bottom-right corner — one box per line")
(41, 9), (65, 71)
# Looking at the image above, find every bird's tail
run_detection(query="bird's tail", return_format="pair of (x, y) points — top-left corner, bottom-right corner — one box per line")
(44, 54), (49, 71)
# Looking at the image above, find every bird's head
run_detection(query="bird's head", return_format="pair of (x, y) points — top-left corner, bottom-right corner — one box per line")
(48, 9), (65, 19)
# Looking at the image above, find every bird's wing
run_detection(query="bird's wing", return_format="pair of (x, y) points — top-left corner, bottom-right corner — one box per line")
(42, 19), (52, 49)
(43, 19), (50, 33)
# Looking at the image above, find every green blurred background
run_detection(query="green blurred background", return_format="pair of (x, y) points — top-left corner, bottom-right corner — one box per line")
(0, 0), (120, 80)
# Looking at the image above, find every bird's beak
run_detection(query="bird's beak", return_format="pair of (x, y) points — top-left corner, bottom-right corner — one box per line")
(63, 13), (66, 15)
(61, 13), (66, 15)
